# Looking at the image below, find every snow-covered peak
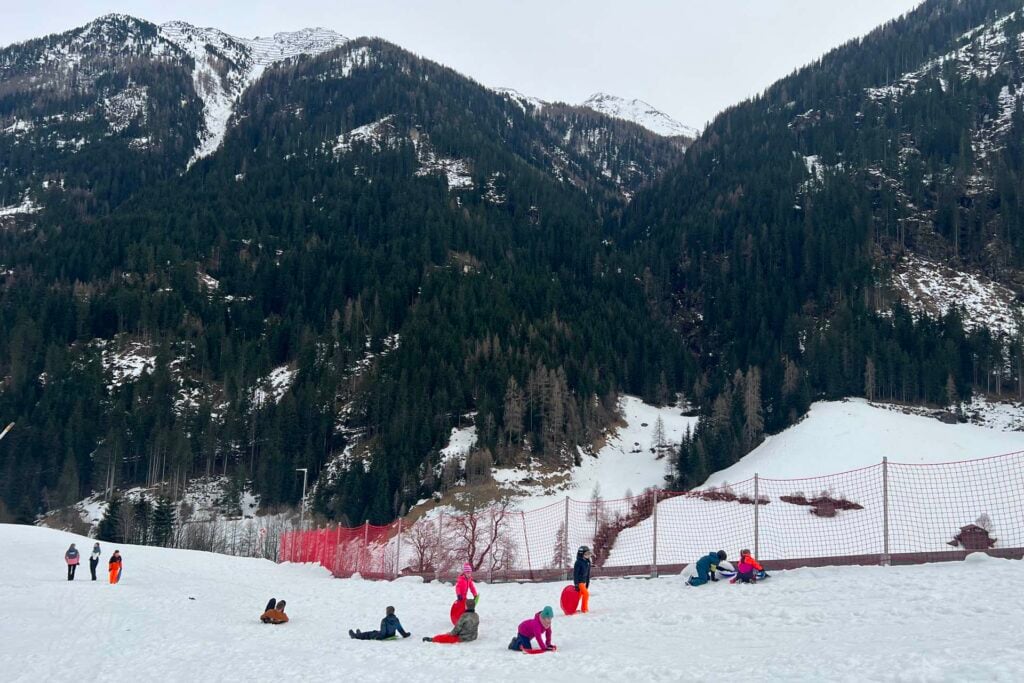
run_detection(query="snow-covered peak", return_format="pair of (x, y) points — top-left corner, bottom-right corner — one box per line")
(581, 92), (698, 138)
(156, 20), (349, 165)
(494, 87), (546, 112)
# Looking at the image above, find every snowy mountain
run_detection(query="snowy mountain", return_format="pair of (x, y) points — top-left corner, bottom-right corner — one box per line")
(581, 92), (699, 139)
(157, 21), (349, 165)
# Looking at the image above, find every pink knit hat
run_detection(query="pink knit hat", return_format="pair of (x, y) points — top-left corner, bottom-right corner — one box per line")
(462, 563), (473, 573)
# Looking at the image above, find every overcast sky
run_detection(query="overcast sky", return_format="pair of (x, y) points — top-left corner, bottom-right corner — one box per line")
(1, 0), (924, 126)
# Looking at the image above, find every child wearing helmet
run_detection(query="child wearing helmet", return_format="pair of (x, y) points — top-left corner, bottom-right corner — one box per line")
(455, 562), (479, 604)
(573, 546), (593, 613)
(686, 550), (726, 587)
(508, 606), (556, 652)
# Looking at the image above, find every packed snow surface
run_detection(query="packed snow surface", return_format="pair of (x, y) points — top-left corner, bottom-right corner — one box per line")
(5, 524), (1022, 681)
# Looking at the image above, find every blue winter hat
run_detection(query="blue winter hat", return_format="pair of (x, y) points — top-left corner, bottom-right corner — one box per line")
(540, 605), (554, 619)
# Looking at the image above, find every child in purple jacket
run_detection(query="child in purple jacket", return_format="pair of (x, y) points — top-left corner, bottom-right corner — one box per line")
(507, 606), (556, 652)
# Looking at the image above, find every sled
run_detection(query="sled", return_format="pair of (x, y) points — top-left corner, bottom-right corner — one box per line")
(560, 584), (580, 615)
(450, 599), (465, 625)
(719, 569), (770, 582)
(521, 645), (557, 655)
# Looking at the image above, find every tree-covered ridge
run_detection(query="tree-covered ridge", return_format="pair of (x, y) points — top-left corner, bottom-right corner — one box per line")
(622, 0), (1024, 486)
(0, 33), (690, 525)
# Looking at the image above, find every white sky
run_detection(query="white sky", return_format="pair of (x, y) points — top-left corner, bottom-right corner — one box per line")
(1, 0), (924, 126)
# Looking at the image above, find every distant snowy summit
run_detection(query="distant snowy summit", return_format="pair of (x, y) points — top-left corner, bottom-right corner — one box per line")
(581, 93), (699, 139)
(494, 87), (697, 139)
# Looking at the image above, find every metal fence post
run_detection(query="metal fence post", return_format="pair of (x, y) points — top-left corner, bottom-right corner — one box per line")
(361, 520), (369, 575)
(434, 512), (443, 583)
(650, 489), (659, 578)
(881, 458), (891, 566)
(395, 518), (403, 580)
(521, 510), (534, 579)
(753, 473), (760, 559)
(563, 496), (570, 580)
(488, 508), (495, 584)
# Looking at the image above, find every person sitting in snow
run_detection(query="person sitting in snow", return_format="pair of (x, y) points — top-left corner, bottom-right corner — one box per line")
(261, 598), (289, 624)
(687, 550), (726, 587)
(573, 545), (593, 613)
(456, 562), (479, 604)
(508, 606), (555, 652)
(732, 549), (767, 584)
(349, 606), (411, 640)
(423, 597), (479, 644)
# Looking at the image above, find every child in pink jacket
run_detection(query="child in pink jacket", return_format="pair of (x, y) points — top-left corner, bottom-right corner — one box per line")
(455, 563), (478, 603)
(507, 606), (555, 652)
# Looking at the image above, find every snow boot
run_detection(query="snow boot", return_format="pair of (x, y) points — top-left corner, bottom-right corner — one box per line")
(422, 637), (432, 642)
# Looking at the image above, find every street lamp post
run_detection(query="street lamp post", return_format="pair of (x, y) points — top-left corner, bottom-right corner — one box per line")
(296, 468), (308, 530)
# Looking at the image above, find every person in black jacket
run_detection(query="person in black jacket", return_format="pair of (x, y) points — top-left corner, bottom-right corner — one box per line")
(348, 606), (411, 640)
(573, 545), (593, 613)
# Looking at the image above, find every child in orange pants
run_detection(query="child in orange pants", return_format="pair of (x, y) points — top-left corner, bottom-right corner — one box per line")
(108, 550), (122, 584)
(573, 546), (593, 612)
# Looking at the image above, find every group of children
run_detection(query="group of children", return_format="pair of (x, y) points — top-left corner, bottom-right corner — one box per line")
(64, 543), (123, 584)
(686, 549), (768, 586)
(258, 544), (766, 653)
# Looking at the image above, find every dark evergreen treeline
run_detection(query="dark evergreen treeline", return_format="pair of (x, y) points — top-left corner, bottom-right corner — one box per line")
(621, 0), (1024, 487)
(0, 35), (689, 524)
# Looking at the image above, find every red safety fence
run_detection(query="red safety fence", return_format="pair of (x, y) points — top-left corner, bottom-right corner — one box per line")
(280, 452), (1024, 581)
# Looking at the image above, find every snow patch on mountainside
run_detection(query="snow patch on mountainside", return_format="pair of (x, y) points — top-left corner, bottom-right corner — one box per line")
(0, 192), (41, 218)
(494, 87), (545, 112)
(252, 365), (296, 406)
(158, 21), (348, 166)
(102, 83), (148, 133)
(581, 92), (698, 138)
(332, 115), (397, 155)
(891, 254), (1021, 336)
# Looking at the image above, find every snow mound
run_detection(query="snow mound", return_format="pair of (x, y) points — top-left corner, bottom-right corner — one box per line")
(4, 523), (1023, 680)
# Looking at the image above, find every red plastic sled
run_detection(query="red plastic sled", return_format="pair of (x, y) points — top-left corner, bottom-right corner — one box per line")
(560, 584), (579, 615)
(521, 645), (557, 654)
(450, 599), (466, 625)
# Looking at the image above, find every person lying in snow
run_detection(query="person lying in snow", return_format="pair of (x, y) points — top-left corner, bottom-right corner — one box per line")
(731, 549), (768, 583)
(260, 598), (289, 624)
(349, 606), (411, 640)
(508, 606), (555, 652)
(423, 598), (479, 643)
(687, 550), (727, 587)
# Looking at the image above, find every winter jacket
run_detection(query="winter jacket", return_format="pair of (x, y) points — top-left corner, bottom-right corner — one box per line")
(695, 552), (721, 578)
(455, 573), (478, 600)
(450, 610), (480, 642)
(379, 613), (409, 639)
(260, 608), (289, 624)
(517, 612), (552, 650)
(65, 547), (80, 565)
(573, 555), (591, 588)
(90, 546), (101, 562)
(738, 553), (763, 572)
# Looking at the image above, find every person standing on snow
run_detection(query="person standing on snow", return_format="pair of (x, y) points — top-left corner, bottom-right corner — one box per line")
(108, 550), (122, 584)
(455, 563), (479, 604)
(573, 546), (593, 613)
(89, 542), (101, 581)
(65, 543), (80, 581)
(687, 550), (727, 587)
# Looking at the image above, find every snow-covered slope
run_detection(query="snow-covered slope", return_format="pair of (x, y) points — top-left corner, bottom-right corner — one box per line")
(704, 398), (1024, 486)
(4, 523), (1023, 680)
(581, 92), (698, 138)
(157, 21), (348, 165)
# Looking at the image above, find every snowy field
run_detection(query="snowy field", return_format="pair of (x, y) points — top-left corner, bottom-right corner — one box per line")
(5, 524), (1023, 682)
